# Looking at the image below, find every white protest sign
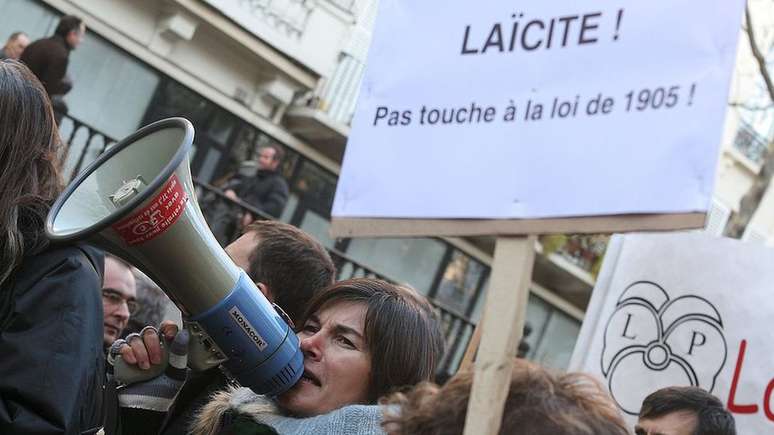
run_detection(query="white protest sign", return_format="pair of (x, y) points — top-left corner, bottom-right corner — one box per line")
(569, 233), (774, 432)
(332, 0), (745, 220)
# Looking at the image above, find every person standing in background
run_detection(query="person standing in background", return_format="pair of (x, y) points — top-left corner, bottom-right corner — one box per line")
(0, 32), (30, 60)
(20, 15), (86, 124)
(224, 144), (290, 225)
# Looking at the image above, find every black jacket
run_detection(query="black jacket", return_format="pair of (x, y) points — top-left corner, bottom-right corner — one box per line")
(0, 244), (105, 435)
(235, 170), (289, 218)
(19, 35), (73, 96)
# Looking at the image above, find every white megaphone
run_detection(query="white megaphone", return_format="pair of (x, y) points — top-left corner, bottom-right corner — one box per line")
(46, 118), (302, 396)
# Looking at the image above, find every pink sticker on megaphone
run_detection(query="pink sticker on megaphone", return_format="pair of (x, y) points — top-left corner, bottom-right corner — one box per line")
(112, 174), (188, 245)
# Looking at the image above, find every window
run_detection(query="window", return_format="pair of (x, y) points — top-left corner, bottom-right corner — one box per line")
(67, 34), (160, 138)
(434, 250), (486, 314)
(733, 123), (768, 164)
(523, 295), (552, 358)
(705, 198), (731, 237)
(0, 0), (57, 43)
(530, 307), (581, 370)
(346, 238), (446, 294)
(143, 80), (241, 182)
(291, 161), (338, 217)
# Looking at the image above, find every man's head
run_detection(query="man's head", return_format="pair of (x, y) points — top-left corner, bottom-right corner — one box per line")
(54, 15), (85, 50)
(256, 144), (284, 172)
(636, 386), (736, 435)
(3, 32), (30, 59)
(102, 254), (137, 347)
(225, 220), (336, 324)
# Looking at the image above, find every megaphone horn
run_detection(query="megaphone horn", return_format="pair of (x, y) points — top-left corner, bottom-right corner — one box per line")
(46, 118), (302, 396)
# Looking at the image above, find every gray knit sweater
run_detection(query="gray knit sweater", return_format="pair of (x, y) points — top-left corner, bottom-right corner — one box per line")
(190, 387), (385, 435)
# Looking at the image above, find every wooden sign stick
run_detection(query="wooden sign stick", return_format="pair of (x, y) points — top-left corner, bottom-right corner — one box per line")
(462, 235), (536, 435)
(459, 321), (483, 371)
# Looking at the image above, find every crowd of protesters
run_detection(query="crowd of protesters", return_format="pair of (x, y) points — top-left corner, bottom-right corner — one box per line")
(0, 14), (738, 435)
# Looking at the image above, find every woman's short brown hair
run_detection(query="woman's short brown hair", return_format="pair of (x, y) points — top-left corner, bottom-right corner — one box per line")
(300, 278), (445, 402)
(383, 359), (629, 435)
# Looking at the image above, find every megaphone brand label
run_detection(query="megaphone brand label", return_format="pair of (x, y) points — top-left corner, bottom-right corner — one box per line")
(229, 306), (269, 351)
(112, 175), (188, 245)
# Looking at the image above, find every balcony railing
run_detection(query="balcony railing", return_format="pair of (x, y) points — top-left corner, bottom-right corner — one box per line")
(210, 0), (314, 36)
(60, 111), (476, 374)
(58, 113), (117, 180)
(733, 122), (769, 165)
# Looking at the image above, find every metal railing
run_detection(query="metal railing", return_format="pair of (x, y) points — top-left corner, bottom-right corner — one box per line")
(61, 111), (476, 374)
(58, 113), (117, 180)
(733, 122), (769, 165)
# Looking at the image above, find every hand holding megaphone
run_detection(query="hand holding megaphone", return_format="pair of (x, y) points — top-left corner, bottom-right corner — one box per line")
(108, 326), (190, 412)
(109, 320), (229, 385)
(108, 323), (177, 385)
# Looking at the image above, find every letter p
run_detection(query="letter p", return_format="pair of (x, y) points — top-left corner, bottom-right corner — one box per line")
(374, 107), (388, 126)
(688, 331), (706, 355)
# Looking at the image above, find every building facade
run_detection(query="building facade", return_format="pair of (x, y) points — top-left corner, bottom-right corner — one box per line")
(712, 0), (774, 242)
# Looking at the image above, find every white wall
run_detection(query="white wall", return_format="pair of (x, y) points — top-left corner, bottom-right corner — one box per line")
(201, 0), (354, 77)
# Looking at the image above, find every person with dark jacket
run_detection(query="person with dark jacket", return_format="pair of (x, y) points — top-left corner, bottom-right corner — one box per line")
(225, 144), (289, 222)
(19, 15), (85, 122)
(0, 60), (106, 434)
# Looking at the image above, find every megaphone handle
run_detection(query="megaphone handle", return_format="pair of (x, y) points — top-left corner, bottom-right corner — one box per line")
(113, 338), (170, 385)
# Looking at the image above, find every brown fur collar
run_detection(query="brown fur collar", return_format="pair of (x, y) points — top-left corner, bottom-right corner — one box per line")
(190, 386), (278, 435)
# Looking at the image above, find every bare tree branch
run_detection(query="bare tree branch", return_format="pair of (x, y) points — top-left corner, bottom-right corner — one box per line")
(723, 5), (774, 238)
(745, 6), (774, 104)
(729, 101), (774, 111)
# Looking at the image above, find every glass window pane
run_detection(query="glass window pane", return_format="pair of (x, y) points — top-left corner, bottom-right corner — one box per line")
(470, 277), (488, 323)
(279, 193), (299, 224)
(434, 251), (485, 314)
(298, 210), (336, 249)
(206, 110), (236, 145)
(523, 295), (552, 360)
(197, 146), (223, 183)
(346, 238), (446, 294)
(531, 310), (581, 370)
(468, 287), (552, 360)
(0, 0), (57, 44)
(293, 161), (337, 217)
(67, 34), (160, 139)
(227, 125), (257, 164)
(146, 81), (212, 129)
